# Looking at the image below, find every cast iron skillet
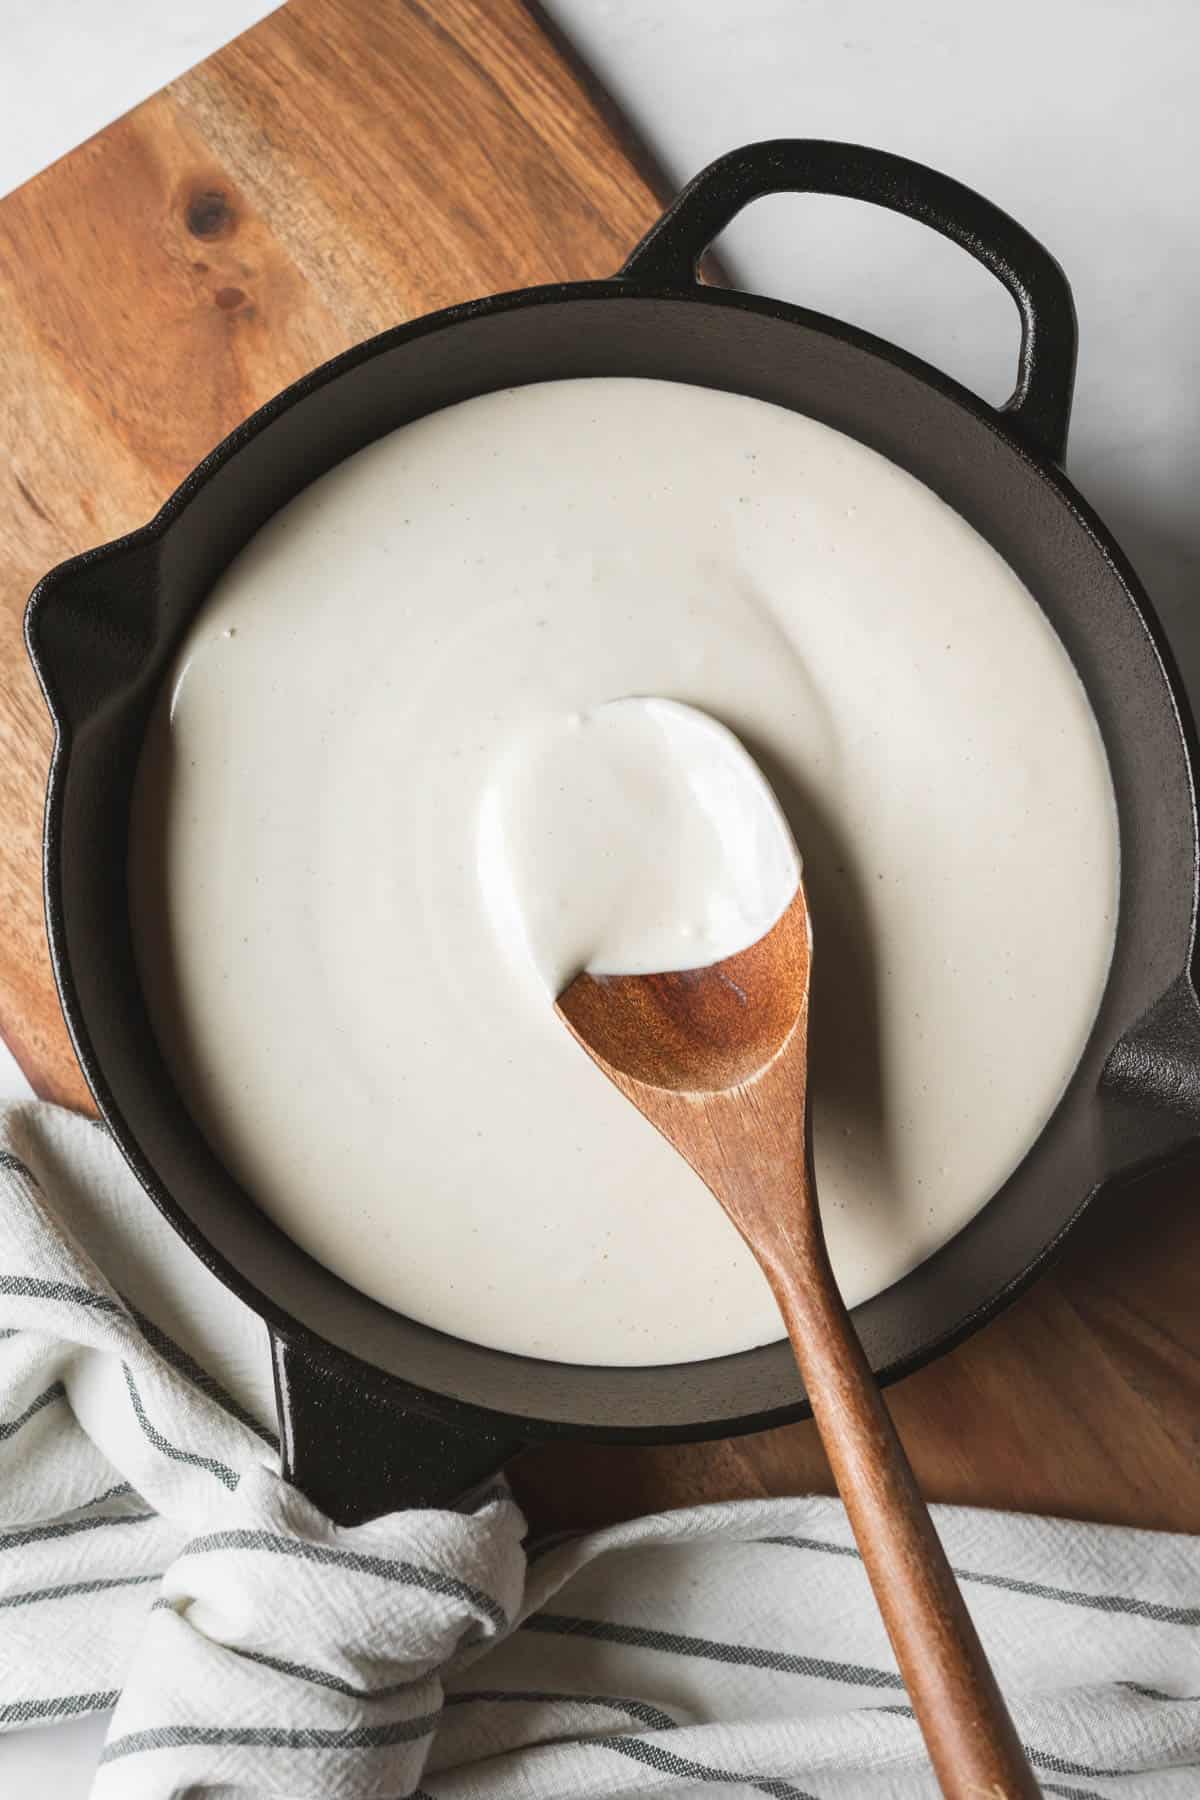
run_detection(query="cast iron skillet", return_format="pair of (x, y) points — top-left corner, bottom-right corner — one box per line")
(26, 140), (1200, 1525)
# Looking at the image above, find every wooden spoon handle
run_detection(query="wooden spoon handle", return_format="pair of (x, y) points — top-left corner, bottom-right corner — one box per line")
(557, 880), (1036, 1795)
(769, 1254), (1039, 1800)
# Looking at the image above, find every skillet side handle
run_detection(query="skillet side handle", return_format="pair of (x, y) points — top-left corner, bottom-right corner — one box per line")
(620, 138), (1078, 464)
(25, 536), (160, 737)
(270, 1330), (525, 1525)
(1101, 973), (1200, 1153)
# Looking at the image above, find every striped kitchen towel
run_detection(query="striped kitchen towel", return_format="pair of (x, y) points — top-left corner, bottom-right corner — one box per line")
(1, 1098), (1198, 1798)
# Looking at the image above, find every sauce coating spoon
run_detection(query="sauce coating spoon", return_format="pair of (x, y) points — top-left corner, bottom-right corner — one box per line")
(555, 706), (1038, 1800)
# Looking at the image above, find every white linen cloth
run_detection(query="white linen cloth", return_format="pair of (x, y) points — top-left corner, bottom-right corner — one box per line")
(1, 1099), (1197, 1798)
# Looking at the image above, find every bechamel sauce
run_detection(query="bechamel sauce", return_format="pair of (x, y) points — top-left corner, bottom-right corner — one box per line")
(130, 378), (1119, 1366)
(485, 697), (801, 986)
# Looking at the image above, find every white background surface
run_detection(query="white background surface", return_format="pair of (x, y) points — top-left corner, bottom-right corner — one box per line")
(1, 0), (1196, 1790)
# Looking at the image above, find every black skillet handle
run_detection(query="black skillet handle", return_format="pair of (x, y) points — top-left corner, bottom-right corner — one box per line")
(620, 139), (1078, 464)
(1102, 972), (1200, 1163)
(270, 1330), (525, 1525)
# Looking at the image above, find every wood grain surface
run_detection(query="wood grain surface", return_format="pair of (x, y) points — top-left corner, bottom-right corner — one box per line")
(0, 0), (668, 1106)
(1, 0), (1197, 1540)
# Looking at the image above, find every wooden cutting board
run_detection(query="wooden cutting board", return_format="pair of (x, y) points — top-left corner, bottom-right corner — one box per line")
(1, 0), (1197, 1535)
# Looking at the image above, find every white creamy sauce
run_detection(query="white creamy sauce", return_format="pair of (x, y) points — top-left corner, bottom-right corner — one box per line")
(482, 696), (801, 989)
(130, 378), (1119, 1367)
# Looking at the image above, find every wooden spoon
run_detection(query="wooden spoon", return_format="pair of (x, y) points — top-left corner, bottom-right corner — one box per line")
(557, 882), (1039, 1800)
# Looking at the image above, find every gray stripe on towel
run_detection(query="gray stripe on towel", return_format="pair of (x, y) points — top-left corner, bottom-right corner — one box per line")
(228, 1646), (433, 1703)
(762, 1533), (1200, 1627)
(121, 1364), (239, 1490)
(181, 1529), (509, 1632)
(0, 1252), (274, 1446)
(878, 1703), (1169, 1792)
(446, 1688), (680, 1732)
(0, 1379), (65, 1439)
(602, 1733), (820, 1800)
(0, 1275), (123, 1316)
(122, 1300), (277, 1448)
(100, 1712), (440, 1763)
(0, 1508), (155, 1552)
(0, 1691), (120, 1727)
(0, 1572), (161, 1611)
(525, 1614), (903, 1691)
